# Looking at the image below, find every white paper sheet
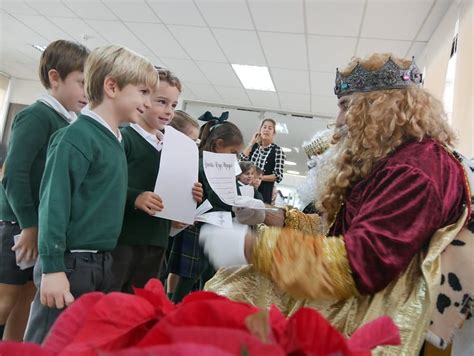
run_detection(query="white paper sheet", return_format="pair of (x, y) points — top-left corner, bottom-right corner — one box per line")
(154, 126), (199, 225)
(203, 151), (238, 206)
(234, 160), (242, 176)
(239, 184), (254, 198)
(196, 199), (213, 216)
(169, 200), (214, 237)
(169, 226), (187, 237)
(195, 211), (233, 229)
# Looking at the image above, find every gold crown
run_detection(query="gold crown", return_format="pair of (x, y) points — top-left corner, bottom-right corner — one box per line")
(302, 129), (333, 159)
(334, 57), (422, 98)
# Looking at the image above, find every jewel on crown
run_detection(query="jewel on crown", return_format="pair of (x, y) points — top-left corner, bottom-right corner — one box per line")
(334, 56), (422, 98)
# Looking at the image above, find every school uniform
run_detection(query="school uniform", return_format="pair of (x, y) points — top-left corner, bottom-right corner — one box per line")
(0, 96), (74, 285)
(24, 108), (127, 344)
(110, 124), (171, 293)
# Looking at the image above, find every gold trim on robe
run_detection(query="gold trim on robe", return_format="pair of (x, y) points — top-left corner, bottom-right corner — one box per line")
(205, 207), (469, 356)
(283, 207), (323, 235)
(253, 226), (358, 300)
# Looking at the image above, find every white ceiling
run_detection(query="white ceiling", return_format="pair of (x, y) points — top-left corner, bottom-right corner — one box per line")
(0, 0), (452, 183)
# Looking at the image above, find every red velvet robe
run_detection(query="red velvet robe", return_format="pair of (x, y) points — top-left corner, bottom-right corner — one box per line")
(329, 139), (468, 294)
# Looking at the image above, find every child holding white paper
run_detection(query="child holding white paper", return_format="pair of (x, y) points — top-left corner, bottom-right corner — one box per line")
(25, 45), (158, 343)
(162, 110), (200, 296)
(168, 112), (244, 303)
(110, 68), (203, 293)
(237, 161), (264, 201)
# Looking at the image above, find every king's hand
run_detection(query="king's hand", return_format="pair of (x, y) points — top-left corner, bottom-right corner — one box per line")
(199, 222), (252, 268)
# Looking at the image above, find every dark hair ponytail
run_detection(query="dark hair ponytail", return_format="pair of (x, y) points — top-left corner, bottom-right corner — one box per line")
(199, 120), (243, 153)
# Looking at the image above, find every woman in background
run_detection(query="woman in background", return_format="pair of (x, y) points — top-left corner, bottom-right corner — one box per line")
(240, 118), (285, 204)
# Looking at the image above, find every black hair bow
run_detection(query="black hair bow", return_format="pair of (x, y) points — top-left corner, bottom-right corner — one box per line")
(198, 111), (229, 123)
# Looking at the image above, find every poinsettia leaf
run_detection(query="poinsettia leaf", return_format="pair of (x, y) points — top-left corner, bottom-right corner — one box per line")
(180, 290), (228, 304)
(140, 325), (285, 355)
(158, 298), (258, 329)
(348, 316), (400, 352)
(268, 304), (288, 345)
(102, 343), (233, 356)
(60, 292), (157, 353)
(284, 307), (349, 355)
(133, 280), (175, 319)
(43, 292), (105, 352)
(0, 342), (54, 356)
(139, 297), (259, 346)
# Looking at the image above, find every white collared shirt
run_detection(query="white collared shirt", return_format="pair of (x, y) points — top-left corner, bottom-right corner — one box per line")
(37, 94), (77, 123)
(130, 123), (164, 152)
(81, 106), (122, 142)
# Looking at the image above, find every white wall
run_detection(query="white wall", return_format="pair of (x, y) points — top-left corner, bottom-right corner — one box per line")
(452, 0), (473, 158)
(0, 78), (45, 140)
(9, 77), (45, 105)
(0, 73), (11, 140)
(420, 0), (459, 100)
(278, 173), (307, 208)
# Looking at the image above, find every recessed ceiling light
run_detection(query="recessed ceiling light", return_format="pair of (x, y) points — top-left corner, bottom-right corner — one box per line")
(231, 64), (275, 91)
(293, 147), (300, 153)
(31, 44), (46, 52)
(281, 147), (292, 153)
(276, 122), (288, 134)
(286, 170), (300, 175)
(285, 161), (297, 166)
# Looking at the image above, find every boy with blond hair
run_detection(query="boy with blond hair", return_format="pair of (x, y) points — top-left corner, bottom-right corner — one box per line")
(111, 69), (203, 293)
(0, 40), (89, 341)
(24, 45), (159, 343)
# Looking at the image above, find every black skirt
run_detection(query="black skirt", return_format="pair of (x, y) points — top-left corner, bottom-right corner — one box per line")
(258, 181), (274, 204)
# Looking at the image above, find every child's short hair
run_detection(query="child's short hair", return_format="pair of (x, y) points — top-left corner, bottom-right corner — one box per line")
(255, 167), (264, 175)
(239, 161), (255, 175)
(39, 40), (90, 89)
(85, 45), (159, 107)
(155, 67), (182, 92)
(170, 110), (198, 135)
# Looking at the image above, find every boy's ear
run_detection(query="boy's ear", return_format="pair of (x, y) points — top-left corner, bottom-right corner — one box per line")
(48, 69), (61, 89)
(103, 77), (118, 99)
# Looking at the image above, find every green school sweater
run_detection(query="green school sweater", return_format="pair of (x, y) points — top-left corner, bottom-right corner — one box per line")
(38, 115), (127, 273)
(118, 126), (171, 247)
(0, 101), (69, 228)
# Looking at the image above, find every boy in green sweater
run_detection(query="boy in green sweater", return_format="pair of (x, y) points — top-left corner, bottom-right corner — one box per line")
(24, 45), (159, 344)
(0, 40), (89, 341)
(111, 68), (203, 293)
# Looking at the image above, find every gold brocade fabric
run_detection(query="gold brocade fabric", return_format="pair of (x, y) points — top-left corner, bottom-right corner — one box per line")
(205, 208), (469, 356)
(283, 208), (323, 235)
(253, 227), (358, 300)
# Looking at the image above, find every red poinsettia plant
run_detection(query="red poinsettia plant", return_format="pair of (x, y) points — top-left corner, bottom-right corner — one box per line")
(0, 279), (400, 355)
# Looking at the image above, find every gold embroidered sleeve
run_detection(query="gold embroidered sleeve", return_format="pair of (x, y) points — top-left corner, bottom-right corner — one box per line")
(283, 207), (323, 235)
(252, 226), (358, 300)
